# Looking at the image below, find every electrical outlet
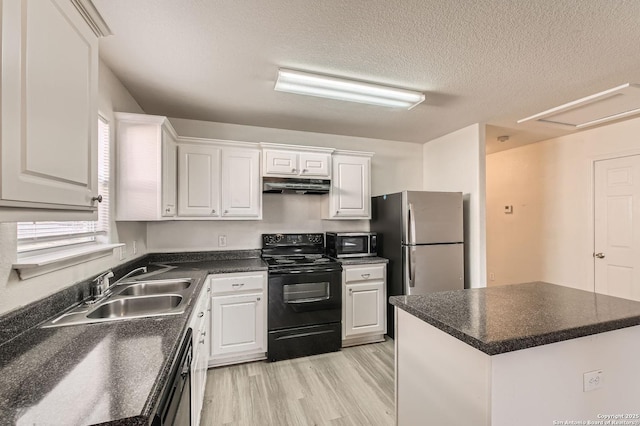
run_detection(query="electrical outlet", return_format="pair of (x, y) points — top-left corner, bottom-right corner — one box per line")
(132, 241), (137, 255)
(119, 245), (127, 261)
(583, 370), (604, 392)
(218, 235), (227, 247)
(489, 272), (496, 281)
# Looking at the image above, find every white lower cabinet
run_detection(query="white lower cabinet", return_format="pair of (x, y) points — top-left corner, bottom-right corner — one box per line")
(209, 271), (267, 367)
(342, 263), (387, 347)
(189, 281), (211, 426)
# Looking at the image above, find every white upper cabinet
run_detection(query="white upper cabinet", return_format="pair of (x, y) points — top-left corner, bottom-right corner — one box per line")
(115, 113), (178, 221)
(0, 0), (108, 221)
(221, 148), (261, 218)
(327, 152), (373, 219)
(299, 152), (331, 177)
(262, 145), (333, 179)
(263, 150), (298, 176)
(178, 141), (261, 220)
(178, 144), (221, 217)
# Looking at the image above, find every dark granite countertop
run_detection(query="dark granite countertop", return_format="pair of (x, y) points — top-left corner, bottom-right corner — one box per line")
(335, 256), (389, 265)
(148, 249), (267, 274)
(390, 281), (640, 355)
(0, 250), (264, 425)
(0, 267), (208, 426)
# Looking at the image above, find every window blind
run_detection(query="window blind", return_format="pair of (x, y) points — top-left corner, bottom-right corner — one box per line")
(17, 117), (111, 253)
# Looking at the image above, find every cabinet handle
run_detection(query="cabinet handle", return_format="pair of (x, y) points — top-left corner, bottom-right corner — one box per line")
(257, 297), (261, 301)
(349, 288), (353, 295)
(207, 287), (211, 292)
(202, 331), (207, 337)
(361, 273), (370, 279)
(302, 169), (307, 173)
(165, 208), (170, 213)
(232, 283), (244, 288)
(211, 209), (216, 214)
(224, 210), (229, 214)
(198, 312), (204, 318)
(292, 168), (297, 172)
(91, 195), (103, 204)
(199, 338), (205, 344)
(336, 211), (339, 215)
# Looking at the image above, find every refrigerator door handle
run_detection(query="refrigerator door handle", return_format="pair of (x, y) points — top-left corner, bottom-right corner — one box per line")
(406, 246), (415, 288)
(408, 202), (416, 245)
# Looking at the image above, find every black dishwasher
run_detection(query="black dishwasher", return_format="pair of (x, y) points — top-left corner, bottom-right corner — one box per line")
(153, 328), (192, 426)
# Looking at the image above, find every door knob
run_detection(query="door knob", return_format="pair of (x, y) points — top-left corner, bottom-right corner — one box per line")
(594, 252), (605, 259)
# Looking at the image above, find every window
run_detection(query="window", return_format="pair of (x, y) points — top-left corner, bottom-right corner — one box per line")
(17, 117), (111, 253)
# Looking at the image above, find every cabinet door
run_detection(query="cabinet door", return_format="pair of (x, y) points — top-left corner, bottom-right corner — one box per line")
(299, 152), (330, 178)
(330, 155), (371, 219)
(178, 144), (220, 217)
(263, 150), (298, 176)
(344, 281), (385, 338)
(211, 293), (265, 356)
(1, 0), (98, 210)
(161, 128), (177, 217)
(221, 148), (261, 217)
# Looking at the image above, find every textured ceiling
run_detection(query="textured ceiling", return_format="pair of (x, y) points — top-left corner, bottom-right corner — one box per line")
(94, 0), (640, 151)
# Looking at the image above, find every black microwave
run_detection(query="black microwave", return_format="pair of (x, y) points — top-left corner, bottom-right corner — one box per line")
(326, 232), (377, 258)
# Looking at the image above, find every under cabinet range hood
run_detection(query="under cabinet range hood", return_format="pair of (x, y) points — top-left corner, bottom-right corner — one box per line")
(263, 177), (330, 194)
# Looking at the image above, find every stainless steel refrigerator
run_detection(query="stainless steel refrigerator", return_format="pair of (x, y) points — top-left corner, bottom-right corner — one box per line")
(371, 191), (464, 338)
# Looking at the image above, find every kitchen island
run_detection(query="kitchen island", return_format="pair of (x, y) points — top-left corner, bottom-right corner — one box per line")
(390, 282), (640, 426)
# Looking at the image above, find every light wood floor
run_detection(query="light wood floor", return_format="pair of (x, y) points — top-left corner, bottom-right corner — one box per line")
(200, 339), (395, 426)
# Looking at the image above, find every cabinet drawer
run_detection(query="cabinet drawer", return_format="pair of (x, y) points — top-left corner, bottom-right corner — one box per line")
(344, 265), (385, 283)
(211, 274), (265, 294)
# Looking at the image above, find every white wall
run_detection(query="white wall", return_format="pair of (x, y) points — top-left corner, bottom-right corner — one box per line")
(0, 61), (147, 315)
(147, 118), (424, 252)
(148, 194), (369, 251)
(423, 124), (487, 288)
(486, 116), (640, 291)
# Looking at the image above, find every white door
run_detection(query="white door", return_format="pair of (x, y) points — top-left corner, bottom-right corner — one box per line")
(345, 282), (385, 337)
(221, 148), (261, 217)
(330, 154), (371, 218)
(1, 0), (98, 209)
(211, 293), (264, 356)
(178, 144), (220, 217)
(594, 155), (640, 301)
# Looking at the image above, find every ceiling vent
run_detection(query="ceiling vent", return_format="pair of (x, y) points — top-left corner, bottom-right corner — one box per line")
(517, 83), (640, 129)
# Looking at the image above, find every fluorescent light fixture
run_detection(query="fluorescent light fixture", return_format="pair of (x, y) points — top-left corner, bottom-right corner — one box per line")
(274, 68), (425, 109)
(517, 83), (640, 129)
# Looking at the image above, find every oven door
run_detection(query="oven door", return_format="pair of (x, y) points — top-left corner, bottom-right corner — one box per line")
(268, 267), (342, 331)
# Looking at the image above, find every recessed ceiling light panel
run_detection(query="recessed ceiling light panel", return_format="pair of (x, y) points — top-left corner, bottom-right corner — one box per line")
(517, 83), (640, 129)
(275, 69), (425, 109)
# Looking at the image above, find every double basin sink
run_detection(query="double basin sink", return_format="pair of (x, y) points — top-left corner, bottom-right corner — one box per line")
(43, 273), (195, 328)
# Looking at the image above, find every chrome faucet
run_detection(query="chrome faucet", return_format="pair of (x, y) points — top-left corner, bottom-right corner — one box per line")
(87, 266), (148, 304)
(88, 270), (115, 303)
(116, 266), (148, 283)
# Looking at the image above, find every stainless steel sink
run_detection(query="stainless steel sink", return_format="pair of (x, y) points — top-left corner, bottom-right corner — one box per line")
(87, 295), (183, 319)
(117, 279), (192, 296)
(42, 276), (196, 328)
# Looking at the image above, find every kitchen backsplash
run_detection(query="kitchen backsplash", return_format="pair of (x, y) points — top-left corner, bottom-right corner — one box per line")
(147, 193), (369, 252)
